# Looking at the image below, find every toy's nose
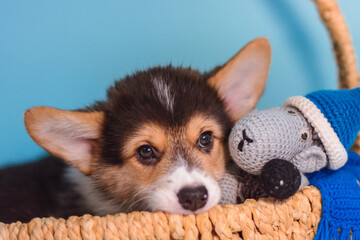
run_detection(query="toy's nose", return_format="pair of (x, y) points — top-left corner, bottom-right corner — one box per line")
(260, 159), (301, 199)
(177, 186), (208, 211)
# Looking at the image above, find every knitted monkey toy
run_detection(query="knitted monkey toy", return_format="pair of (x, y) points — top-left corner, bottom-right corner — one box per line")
(221, 88), (360, 204)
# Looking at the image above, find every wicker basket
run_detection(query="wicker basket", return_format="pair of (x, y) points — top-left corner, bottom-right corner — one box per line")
(0, 187), (321, 240)
(0, 0), (359, 239)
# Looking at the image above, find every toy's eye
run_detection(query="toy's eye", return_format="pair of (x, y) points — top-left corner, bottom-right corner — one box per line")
(136, 145), (159, 165)
(238, 129), (253, 152)
(287, 108), (298, 115)
(299, 128), (311, 141)
(197, 131), (213, 153)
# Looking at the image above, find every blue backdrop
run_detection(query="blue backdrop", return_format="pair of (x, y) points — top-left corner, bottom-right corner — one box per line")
(1, 0), (359, 167)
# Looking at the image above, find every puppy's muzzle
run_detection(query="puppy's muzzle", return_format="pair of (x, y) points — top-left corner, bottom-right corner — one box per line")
(177, 186), (208, 211)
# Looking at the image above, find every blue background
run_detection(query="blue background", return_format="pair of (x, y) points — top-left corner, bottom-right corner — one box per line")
(1, 1), (359, 167)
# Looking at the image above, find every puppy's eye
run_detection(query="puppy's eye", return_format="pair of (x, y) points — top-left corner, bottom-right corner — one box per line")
(299, 128), (311, 141)
(197, 131), (213, 152)
(136, 145), (158, 165)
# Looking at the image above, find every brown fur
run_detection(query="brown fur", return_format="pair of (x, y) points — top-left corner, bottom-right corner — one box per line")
(0, 38), (271, 222)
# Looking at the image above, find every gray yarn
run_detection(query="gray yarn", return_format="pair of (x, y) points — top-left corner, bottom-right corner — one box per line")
(220, 172), (239, 205)
(229, 107), (326, 175)
(220, 107), (327, 204)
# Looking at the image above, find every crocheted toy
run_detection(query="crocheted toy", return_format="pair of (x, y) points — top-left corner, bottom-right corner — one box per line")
(221, 87), (360, 204)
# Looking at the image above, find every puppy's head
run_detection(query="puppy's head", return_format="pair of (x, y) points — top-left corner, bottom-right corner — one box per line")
(25, 38), (271, 214)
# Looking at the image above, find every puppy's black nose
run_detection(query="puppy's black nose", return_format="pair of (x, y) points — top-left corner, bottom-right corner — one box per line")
(260, 159), (301, 199)
(177, 186), (208, 211)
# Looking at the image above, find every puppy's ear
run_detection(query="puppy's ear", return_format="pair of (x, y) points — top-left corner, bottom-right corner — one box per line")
(24, 106), (104, 175)
(208, 38), (271, 123)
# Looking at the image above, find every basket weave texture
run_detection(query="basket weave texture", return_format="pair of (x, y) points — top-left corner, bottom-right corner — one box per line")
(0, 187), (321, 240)
(1, 0), (359, 239)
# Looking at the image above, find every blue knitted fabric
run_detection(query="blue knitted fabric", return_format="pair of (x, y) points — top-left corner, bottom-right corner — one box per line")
(308, 152), (360, 240)
(305, 88), (360, 151)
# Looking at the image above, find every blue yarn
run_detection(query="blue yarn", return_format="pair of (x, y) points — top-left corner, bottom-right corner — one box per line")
(308, 152), (360, 240)
(305, 88), (360, 151)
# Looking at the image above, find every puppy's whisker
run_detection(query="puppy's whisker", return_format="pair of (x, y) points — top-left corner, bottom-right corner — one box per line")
(124, 190), (153, 212)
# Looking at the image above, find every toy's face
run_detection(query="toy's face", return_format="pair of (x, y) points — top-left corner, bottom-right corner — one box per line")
(229, 107), (314, 175)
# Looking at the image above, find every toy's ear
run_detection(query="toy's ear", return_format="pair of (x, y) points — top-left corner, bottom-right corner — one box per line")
(24, 106), (104, 175)
(208, 38), (271, 123)
(292, 146), (327, 173)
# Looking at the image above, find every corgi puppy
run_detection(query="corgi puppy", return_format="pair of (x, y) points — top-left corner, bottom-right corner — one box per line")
(0, 38), (271, 224)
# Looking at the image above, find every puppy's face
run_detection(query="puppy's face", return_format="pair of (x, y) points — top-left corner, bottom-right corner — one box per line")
(92, 69), (231, 214)
(25, 38), (271, 214)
